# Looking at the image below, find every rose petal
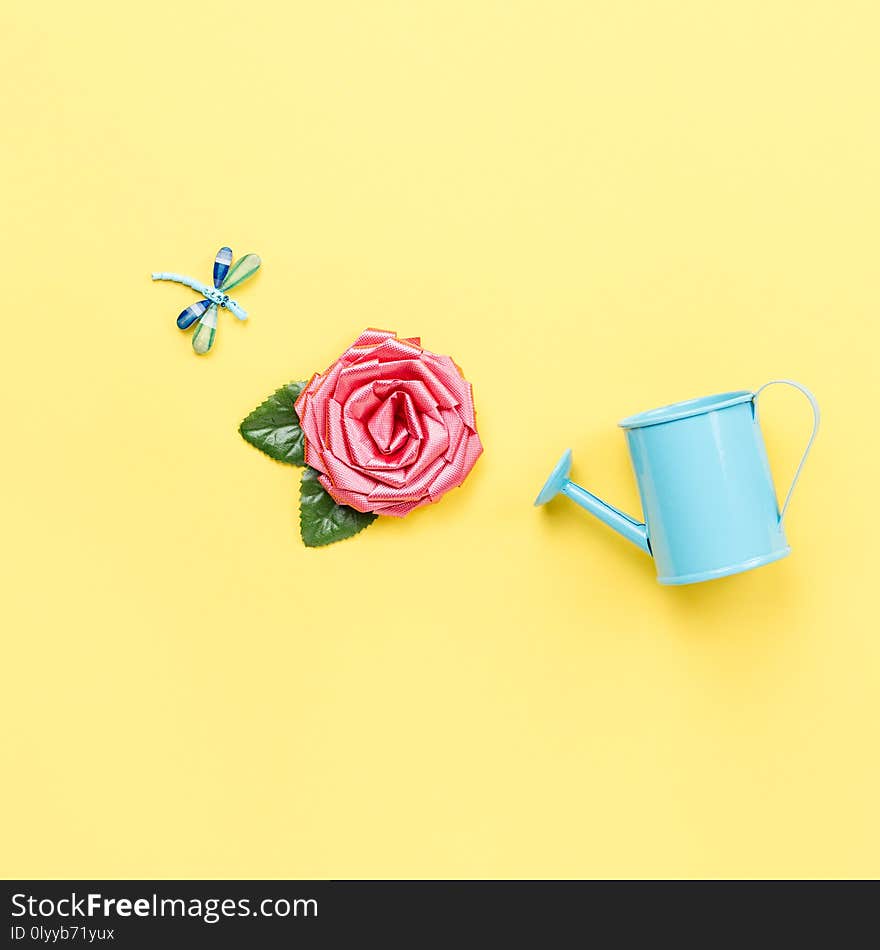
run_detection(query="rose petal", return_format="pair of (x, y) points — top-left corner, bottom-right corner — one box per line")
(367, 454), (447, 503)
(319, 477), (373, 513)
(366, 391), (419, 453)
(428, 430), (483, 498)
(322, 448), (383, 495)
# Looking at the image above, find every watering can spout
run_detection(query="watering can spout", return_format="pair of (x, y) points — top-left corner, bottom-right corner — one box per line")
(534, 450), (651, 555)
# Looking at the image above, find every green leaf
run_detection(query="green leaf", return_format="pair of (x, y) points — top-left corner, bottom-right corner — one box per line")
(299, 467), (377, 547)
(239, 382), (308, 465)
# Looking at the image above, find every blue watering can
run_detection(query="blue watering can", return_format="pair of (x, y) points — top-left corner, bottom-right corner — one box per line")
(535, 380), (820, 585)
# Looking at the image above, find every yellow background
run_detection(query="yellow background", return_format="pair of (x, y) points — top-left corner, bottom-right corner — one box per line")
(2, 1), (878, 879)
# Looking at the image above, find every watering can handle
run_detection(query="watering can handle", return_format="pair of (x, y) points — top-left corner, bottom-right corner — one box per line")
(753, 379), (820, 525)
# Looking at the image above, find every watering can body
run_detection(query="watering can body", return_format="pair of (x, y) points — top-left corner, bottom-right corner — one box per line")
(535, 381), (820, 585)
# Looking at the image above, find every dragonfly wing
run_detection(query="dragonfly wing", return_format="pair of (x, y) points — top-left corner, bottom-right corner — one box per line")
(192, 303), (218, 355)
(213, 246), (233, 289)
(177, 298), (211, 330)
(220, 253), (261, 291)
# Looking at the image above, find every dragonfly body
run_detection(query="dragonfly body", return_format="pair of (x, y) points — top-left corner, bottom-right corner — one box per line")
(152, 246), (260, 354)
(150, 272), (249, 319)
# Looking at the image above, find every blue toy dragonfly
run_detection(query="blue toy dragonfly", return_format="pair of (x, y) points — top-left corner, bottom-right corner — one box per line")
(152, 246), (261, 354)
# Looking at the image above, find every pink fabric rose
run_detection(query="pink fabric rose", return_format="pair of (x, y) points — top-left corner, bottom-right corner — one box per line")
(294, 329), (482, 517)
